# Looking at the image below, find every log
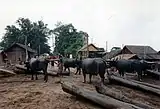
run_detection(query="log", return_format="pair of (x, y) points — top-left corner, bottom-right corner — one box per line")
(15, 64), (70, 76)
(146, 69), (160, 76)
(61, 81), (142, 109)
(108, 75), (160, 97)
(130, 79), (160, 90)
(0, 68), (16, 77)
(95, 84), (154, 109)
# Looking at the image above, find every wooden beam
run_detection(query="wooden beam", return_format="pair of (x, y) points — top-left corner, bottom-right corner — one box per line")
(108, 75), (160, 97)
(61, 81), (142, 109)
(95, 84), (154, 109)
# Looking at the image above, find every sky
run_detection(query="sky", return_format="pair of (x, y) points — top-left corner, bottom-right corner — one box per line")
(0, 0), (160, 51)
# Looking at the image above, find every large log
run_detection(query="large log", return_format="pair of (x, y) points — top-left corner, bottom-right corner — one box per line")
(15, 64), (70, 76)
(0, 68), (16, 77)
(61, 81), (142, 109)
(146, 69), (160, 76)
(130, 79), (160, 90)
(95, 84), (154, 109)
(108, 75), (160, 97)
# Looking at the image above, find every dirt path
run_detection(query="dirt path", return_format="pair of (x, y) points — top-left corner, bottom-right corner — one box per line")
(0, 73), (103, 109)
(0, 66), (160, 109)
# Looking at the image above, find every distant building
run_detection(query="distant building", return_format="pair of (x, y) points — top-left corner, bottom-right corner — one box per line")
(121, 45), (160, 61)
(103, 45), (160, 61)
(77, 43), (105, 58)
(0, 43), (37, 64)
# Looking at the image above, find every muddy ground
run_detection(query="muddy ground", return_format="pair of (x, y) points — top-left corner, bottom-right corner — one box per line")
(0, 65), (160, 109)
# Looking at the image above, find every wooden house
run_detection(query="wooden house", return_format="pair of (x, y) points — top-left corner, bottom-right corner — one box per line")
(77, 43), (105, 58)
(1, 43), (37, 64)
(120, 45), (160, 61)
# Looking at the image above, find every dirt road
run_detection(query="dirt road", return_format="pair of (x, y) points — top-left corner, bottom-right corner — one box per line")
(0, 66), (160, 109)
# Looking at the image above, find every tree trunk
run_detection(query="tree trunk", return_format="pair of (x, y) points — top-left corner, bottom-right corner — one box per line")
(108, 75), (160, 97)
(95, 84), (154, 109)
(131, 79), (160, 90)
(15, 64), (69, 76)
(61, 81), (142, 109)
(0, 68), (16, 77)
(146, 69), (160, 76)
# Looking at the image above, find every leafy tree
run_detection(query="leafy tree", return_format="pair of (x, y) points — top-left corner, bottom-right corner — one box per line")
(0, 18), (51, 54)
(53, 22), (84, 57)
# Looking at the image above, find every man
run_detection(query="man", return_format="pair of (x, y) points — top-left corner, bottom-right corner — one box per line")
(75, 56), (82, 75)
(1, 51), (8, 67)
(58, 54), (63, 76)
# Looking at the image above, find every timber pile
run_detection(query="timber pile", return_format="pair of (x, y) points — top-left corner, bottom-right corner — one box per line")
(15, 64), (70, 76)
(130, 79), (160, 90)
(95, 84), (154, 109)
(0, 68), (16, 77)
(108, 75), (160, 97)
(146, 69), (160, 77)
(61, 81), (142, 109)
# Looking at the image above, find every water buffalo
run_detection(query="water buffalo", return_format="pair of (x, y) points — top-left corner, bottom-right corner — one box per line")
(25, 57), (50, 82)
(63, 58), (80, 73)
(75, 59), (82, 75)
(107, 59), (153, 81)
(82, 58), (107, 84)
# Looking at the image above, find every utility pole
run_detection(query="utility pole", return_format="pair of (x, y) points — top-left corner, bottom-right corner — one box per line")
(85, 33), (89, 58)
(106, 41), (108, 52)
(25, 35), (28, 61)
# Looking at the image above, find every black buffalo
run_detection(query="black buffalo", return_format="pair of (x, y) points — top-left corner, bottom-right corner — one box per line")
(107, 59), (153, 81)
(82, 58), (107, 84)
(63, 58), (81, 73)
(25, 57), (50, 82)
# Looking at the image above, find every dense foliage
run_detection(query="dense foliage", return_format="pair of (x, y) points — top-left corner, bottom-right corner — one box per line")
(0, 18), (51, 54)
(53, 22), (85, 57)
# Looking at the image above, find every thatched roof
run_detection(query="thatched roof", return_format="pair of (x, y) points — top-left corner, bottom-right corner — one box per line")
(103, 49), (122, 60)
(78, 43), (104, 52)
(123, 45), (160, 60)
(124, 45), (157, 54)
(111, 54), (138, 60)
(4, 43), (37, 53)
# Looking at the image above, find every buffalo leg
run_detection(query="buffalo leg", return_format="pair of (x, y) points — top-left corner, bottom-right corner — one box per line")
(35, 72), (38, 80)
(75, 68), (78, 75)
(44, 72), (48, 82)
(137, 72), (142, 81)
(68, 68), (70, 73)
(99, 73), (105, 84)
(64, 67), (66, 72)
(89, 74), (92, 84)
(82, 70), (86, 83)
(79, 69), (81, 75)
(31, 70), (34, 80)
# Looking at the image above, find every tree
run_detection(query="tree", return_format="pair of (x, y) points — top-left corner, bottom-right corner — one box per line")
(0, 18), (51, 54)
(53, 22), (84, 57)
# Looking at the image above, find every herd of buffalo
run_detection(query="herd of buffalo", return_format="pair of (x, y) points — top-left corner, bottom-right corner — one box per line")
(24, 56), (157, 83)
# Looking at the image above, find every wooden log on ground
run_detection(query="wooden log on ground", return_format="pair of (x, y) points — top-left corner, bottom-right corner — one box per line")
(130, 79), (160, 90)
(15, 64), (70, 76)
(146, 69), (160, 76)
(108, 75), (160, 97)
(0, 68), (16, 77)
(61, 81), (142, 109)
(95, 84), (154, 109)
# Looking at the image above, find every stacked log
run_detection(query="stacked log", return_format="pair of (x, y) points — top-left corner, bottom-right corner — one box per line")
(0, 68), (16, 77)
(15, 64), (70, 76)
(108, 75), (160, 97)
(61, 81), (142, 109)
(95, 84), (154, 109)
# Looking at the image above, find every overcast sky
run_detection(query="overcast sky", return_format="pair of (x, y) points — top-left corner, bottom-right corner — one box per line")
(0, 0), (160, 51)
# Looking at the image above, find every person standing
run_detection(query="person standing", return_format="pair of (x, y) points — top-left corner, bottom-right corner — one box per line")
(58, 54), (63, 76)
(75, 56), (82, 75)
(1, 51), (8, 67)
